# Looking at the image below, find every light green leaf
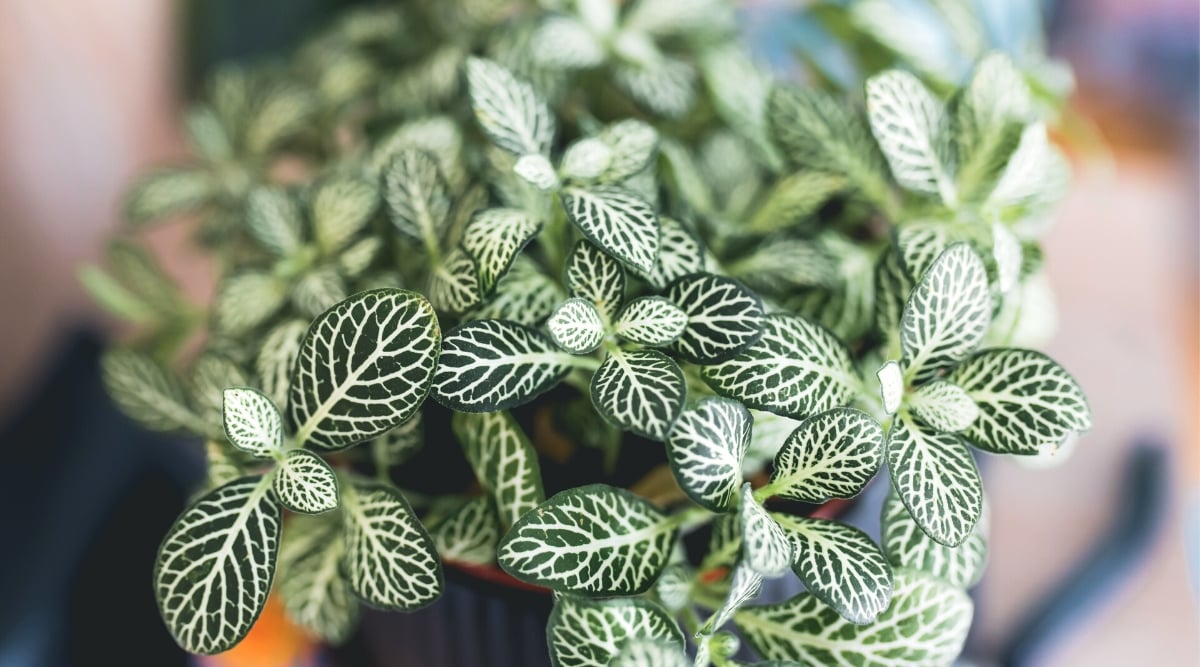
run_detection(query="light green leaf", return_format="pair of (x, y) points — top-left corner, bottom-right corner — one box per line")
(950, 348), (1091, 455)
(610, 639), (690, 667)
(452, 410), (545, 528)
(154, 475), (281, 654)
(431, 495), (501, 565)
(246, 186), (303, 256)
(123, 166), (217, 226)
(898, 223), (956, 283)
(726, 239), (839, 294)
(216, 273), (288, 335)
(514, 153), (560, 190)
(243, 82), (318, 155)
(747, 172), (846, 234)
(666, 274), (765, 364)
(614, 297), (688, 347)
(102, 349), (205, 434)
(773, 515), (893, 624)
(465, 57), (555, 156)
(874, 248), (912, 347)
(886, 414), (982, 546)
(877, 360), (903, 415)
(700, 44), (777, 165)
(597, 120), (659, 183)
(426, 248), (483, 314)
(591, 349), (687, 440)
(204, 440), (245, 491)
(312, 176), (379, 254)
(288, 289), (441, 450)
(882, 489), (986, 589)
(739, 484), (792, 577)
(256, 319), (308, 409)
(531, 16), (606, 69)
(866, 70), (957, 205)
(909, 381), (980, 433)
(547, 596), (684, 667)
(105, 238), (185, 313)
(566, 240), (627, 320)
(630, 216), (706, 290)
(466, 255), (563, 325)
(667, 398), (751, 512)
(291, 266), (348, 318)
(498, 484), (677, 595)
(190, 354), (250, 437)
(278, 513), (360, 644)
(955, 53), (1030, 202)
(461, 208), (542, 294)
(701, 564), (763, 635)
(744, 410), (802, 473)
(655, 563), (694, 612)
(985, 123), (1069, 219)
(184, 105), (232, 162)
(766, 408), (884, 503)
(78, 265), (155, 324)
(559, 138), (614, 182)
(548, 297), (606, 354)
(561, 186), (660, 273)
(901, 244), (990, 383)
(432, 320), (573, 411)
(342, 479), (443, 609)
(222, 387), (283, 457)
(338, 236), (381, 278)
(613, 56), (697, 119)
(383, 149), (451, 246)
(624, 0), (735, 37)
(273, 449), (339, 514)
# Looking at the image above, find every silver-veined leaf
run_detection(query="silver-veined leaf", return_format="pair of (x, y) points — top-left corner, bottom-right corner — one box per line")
(613, 57), (697, 119)
(897, 222), (959, 283)
(432, 319), (572, 411)
(383, 149), (451, 245)
(702, 314), (859, 419)
(954, 53), (1030, 202)
(882, 489), (986, 589)
(341, 479), (443, 610)
(339, 237), (381, 279)
(992, 223), (1022, 293)
(700, 43), (777, 165)
(154, 475), (281, 654)
(123, 166), (218, 226)
(610, 639), (690, 667)
(773, 515), (893, 624)
(747, 172), (846, 234)
(102, 349), (205, 434)
(273, 449), (339, 514)
(278, 513), (360, 644)
(738, 484), (792, 577)
(291, 266), (348, 318)
(909, 381), (979, 433)
(426, 248), (483, 314)
(497, 484), (677, 595)
(461, 208), (542, 294)
(312, 176), (379, 255)
(666, 398), (751, 512)
(560, 138), (614, 183)
(631, 216), (706, 289)
(624, 0), (735, 37)
(243, 81), (318, 155)
(614, 297), (688, 347)
(431, 495), (501, 565)
(767, 408), (884, 503)
(465, 57), (555, 156)
(222, 387), (283, 458)
(950, 348), (1091, 455)
(256, 319), (308, 409)
(451, 410), (545, 528)
(530, 16), (606, 69)
(900, 244), (990, 383)
(665, 274), (764, 364)
(886, 414), (982, 546)
(984, 122), (1069, 220)
(744, 410), (802, 473)
(701, 563), (763, 635)
(597, 119), (659, 183)
(215, 273), (288, 335)
(655, 563), (694, 612)
(246, 186), (303, 256)
(514, 153), (560, 190)
(547, 596), (684, 667)
(288, 289), (441, 450)
(590, 349), (686, 441)
(566, 240), (626, 320)
(548, 298), (606, 354)
(561, 186), (660, 273)
(866, 70), (957, 205)
(204, 440), (245, 491)
(190, 355), (249, 437)
(466, 255), (563, 325)
(877, 360), (903, 415)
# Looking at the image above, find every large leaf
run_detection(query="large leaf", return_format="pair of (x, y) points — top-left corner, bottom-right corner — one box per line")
(431, 495), (501, 565)
(273, 449), (339, 514)
(882, 490), (986, 589)
(278, 513), (360, 644)
(548, 297), (606, 354)
(773, 515), (893, 624)
(341, 479), (443, 610)
(561, 186), (660, 273)
(886, 414), (983, 546)
(452, 410), (545, 528)
(736, 569), (973, 665)
(465, 57), (555, 156)
(950, 348), (1091, 454)
(908, 381), (980, 433)
(665, 274), (765, 364)
(666, 398), (751, 512)
(154, 475), (281, 654)
(222, 387), (283, 458)
(702, 314), (859, 419)
(383, 149), (451, 247)
(566, 240), (626, 320)
(866, 70), (957, 205)
(288, 289), (441, 450)
(738, 484), (792, 577)
(102, 349), (205, 434)
(497, 484), (677, 595)
(900, 244), (990, 383)
(590, 349), (687, 441)
(431, 319), (573, 411)
(547, 596), (684, 667)
(766, 408), (884, 503)
(614, 297), (688, 347)
(461, 208), (542, 294)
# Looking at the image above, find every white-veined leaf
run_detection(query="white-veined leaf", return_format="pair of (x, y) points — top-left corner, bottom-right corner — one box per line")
(426, 247), (483, 314)
(222, 387), (283, 457)
(613, 57), (697, 119)
(655, 563), (693, 612)
(739, 484), (792, 577)
(341, 479), (443, 609)
(531, 16), (606, 69)
(594, 120), (659, 184)
(726, 239), (840, 294)
(566, 240), (626, 320)
(466, 255), (563, 325)
(461, 208), (542, 294)
(630, 216), (706, 290)
(190, 355), (250, 437)
(431, 495), (501, 565)
(882, 489), (986, 589)
(877, 360), (903, 415)
(383, 149), (451, 245)
(561, 186), (660, 273)
(773, 515), (893, 624)
(432, 319), (573, 411)
(204, 440), (245, 491)
(291, 266), (348, 317)
(610, 639), (690, 667)
(102, 349), (205, 434)
(590, 349), (687, 440)
(548, 298), (606, 354)
(278, 513), (360, 644)
(154, 475), (281, 654)
(246, 186), (303, 256)
(701, 563), (763, 635)
(900, 244), (990, 383)
(614, 297), (688, 347)
(735, 569), (972, 665)
(256, 319), (308, 409)
(123, 166), (218, 226)
(338, 236), (381, 278)
(451, 410), (545, 528)
(886, 414), (982, 546)
(898, 223), (957, 283)
(288, 289), (441, 450)
(665, 274), (765, 364)
(950, 348), (1091, 455)
(560, 138), (613, 182)
(667, 398), (750, 512)
(243, 81), (318, 155)
(866, 70), (957, 205)
(701, 314), (859, 420)
(216, 272), (288, 335)
(767, 408), (884, 503)
(909, 381), (980, 433)
(498, 484), (678, 595)
(985, 123), (1069, 219)
(465, 57), (555, 156)
(273, 449), (339, 514)
(514, 152), (560, 190)
(748, 171), (846, 234)
(312, 176), (379, 255)
(547, 596), (684, 667)
(992, 223), (1022, 293)
(874, 248), (912, 347)
(955, 53), (1030, 202)
(700, 44), (777, 166)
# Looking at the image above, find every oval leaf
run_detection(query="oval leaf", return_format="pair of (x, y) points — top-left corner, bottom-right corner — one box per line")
(591, 349), (687, 441)
(739, 484), (793, 577)
(562, 186), (660, 273)
(431, 495), (501, 565)
(383, 149), (451, 245)
(666, 398), (751, 512)
(547, 596), (685, 667)
(273, 449), (339, 514)
(451, 410), (546, 528)
(866, 70), (957, 204)
(909, 381), (980, 433)
(565, 240), (627, 320)
(774, 515), (893, 624)
(900, 244), (990, 383)
(278, 514), (360, 644)
(886, 415), (983, 546)
(631, 216), (707, 289)
(462, 208), (542, 294)
(432, 319), (573, 411)
(548, 298), (606, 354)
(665, 274), (765, 364)
(465, 57), (555, 156)
(701, 563), (764, 635)
(882, 489), (987, 589)
(767, 408), (884, 503)
(222, 387), (283, 458)
(342, 479), (443, 610)
(614, 297), (689, 347)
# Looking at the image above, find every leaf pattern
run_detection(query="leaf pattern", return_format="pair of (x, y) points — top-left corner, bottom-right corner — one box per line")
(591, 349), (687, 441)
(768, 408), (884, 503)
(900, 244), (990, 383)
(774, 515), (893, 624)
(665, 274), (765, 364)
(886, 414), (983, 547)
(452, 410), (545, 528)
(273, 449), (339, 514)
(432, 319), (573, 411)
(562, 186), (660, 273)
(666, 398), (751, 512)
(548, 298), (606, 354)
(547, 596), (684, 667)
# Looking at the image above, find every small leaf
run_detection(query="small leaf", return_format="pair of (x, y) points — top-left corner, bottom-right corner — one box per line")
(216, 273), (288, 335)
(767, 408), (884, 503)
(342, 479), (443, 610)
(273, 449), (339, 514)
(597, 119), (659, 183)
(548, 298), (606, 354)
(432, 319), (572, 411)
(338, 236), (381, 278)
(630, 217), (706, 290)
(531, 16), (606, 69)
(123, 166), (217, 226)
(222, 387), (283, 457)
(886, 414), (983, 546)
(383, 149), (451, 245)
(278, 514), (360, 644)
(191, 355), (250, 436)
(909, 381), (980, 432)
(312, 176), (379, 254)
(498, 484), (678, 595)
(882, 489), (987, 588)
(866, 70), (957, 205)
(291, 266), (348, 317)
(901, 244), (990, 383)
(614, 297), (688, 347)
(773, 515), (893, 624)
(514, 153), (560, 190)
(985, 122), (1069, 219)
(566, 240), (626, 320)
(877, 360), (903, 415)
(256, 319), (308, 409)
(462, 208), (542, 294)
(547, 596), (684, 667)
(426, 248), (483, 315)
(591, 349), (687, 441)
(561, 186), (660, 273)
(243, 82), (318, 155)
(665, 274), (765, 364)
(246, 186), (303, 256)
(738, 484), (793, 577)
(613, 57), (697, 119)
(701, 564), (763, 634)
(465, 57), (555, 156)
(559, 138), (614, 182)
(452, 410), (545, 528)
(667, 398), (751, 512)
(431, 495), (501, 565)
(102, 349), (204, 434)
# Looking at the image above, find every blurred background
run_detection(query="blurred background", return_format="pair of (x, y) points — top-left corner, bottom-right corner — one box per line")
(0, 1), (1195, 666)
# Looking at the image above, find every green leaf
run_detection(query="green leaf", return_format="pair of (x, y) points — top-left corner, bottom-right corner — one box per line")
(701, 563), (763, 634)
(897, 223), (957, 283)
(465, 57), (555, 156)
(461, 208), (542, 294)
(78, 265), (155, 324)
(426, 247), (483, 314)
(562, 186), (660, 273)
(950, 348), (1091, 455)
(123, 166), (217, 226)
(243, 82), (318, 155)
(630, 216), (707, 290)
(215, 273), (288, 335)
(614, 56), (697, 119)
(655, 563), (694, 612)
(900, 244), (990, 383)
(739, 484), (792, 577)
(497, 484), (677, 595)
(560, 138), (614, 183)
(548, 298), (606, 354)
(383, 149), (451, 246)
(204, 440), (245, 491)
(874, 248), (912, 347)
(866, 70), (957, 205)
(954, 53), (1030, 202)
(288, 289), (441, 450)
(702, 314), (859, 420)
(530, 16), (606, 69)
(291, 266), (348, 318)
(610, 639), (690, 667)
(747, 172), (846, 234)
(736, 569), (973, 665)
(222, 387), (283, 457)
(105, 238), (185, 313)
(745, 410), (802, 472)
(566, 240), (626, 320)
(278, 513), (360, 644)
(547, 596), (684, 667)
(102, 349), (204, 433)
(882, 489), (986, 589)
(727, 239), (839, 294)
(341, 479), (443, 610)
(312, 176), (379, 254)
(467, 255), (563, 325)
(431, 495), (501, 565)
(665, 274), (765, 364)
(666, 398), (751, 512)
(700, 43), (777, 166)
(624, 0), (735, 37)
(432, 320), (573, 411)
(614, 297), (688, 347)
(154, 475), (281, 654)
(246, 186), (303, 256)
(767, 408), (884, 503)
(184, 105), (233, 162)
(256, 319), (308, 409)
(886, 414), (982, 546)
(877, 360), (903, 415)
(596, 120), (659, 183)
(514, 153), (561, 190)
(773, 515), (893, 624)
(273, 449), (339, 514)
(909, 381), (980, 433)
(452, 410), (545, 528)
(984, 122), (1069, 219)
(591, 349), (687, 440)
(339, 236), (382, 278)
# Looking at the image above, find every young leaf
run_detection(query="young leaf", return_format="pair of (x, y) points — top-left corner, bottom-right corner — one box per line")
(900, 244), (990, 383)
(882, 490), (986, 588)
(548, 298), (606, 354)
(154, 475), (281, 654)
(613, 57), (697, 119)
(887, 414), (983, 546)
(465, 57), (555, 156)
(426, 248), (483, 314)
(877, 360), (903, 415)
(866, 70), (957, 205)
(561, 186), (660, 273)
(530, 16), (606, 70)
(246, 186), (303, 256)
(273, 449), (339, 514)
(630, 216), (707, 289)
(291, 267), (348, 319)
(667, 398), (751, 512)
(950, 348), (1091, 455)
(256, 319), (308, 409)
(547, 596), (685, 667)
(278, 514), (360, 644)
(736, 569), (972, 665)
(497, 484), (678, 595)
(312, 176), (379, 254)
(102, 349), (204, 434)
(222, 387), (283, 458)
(560, 138), (614, 182)
(431, 495), (501, 565)
(432, 320), (573, 411)
(566, 240), (626, 320)
(288, 289), (441, 450)
(614, 297), (688, 347)
(461, 208), (542, 294)
(452, 410), (545, 528)
(955, 53), (1030, 202)
(992, 223), (1023, 293)
(514, 153), (561, 190)
(701, 563), (764, 635)
(610, 639), (690, 667)
(383, 149), (451, 246)
(215, 273), (288, 335)
(773, 515), (893, 624)
(747, 172), (846, 234)
(909, 381), (980, 433)
(665, 274), (765, 364)
(341, 479), (443, 610)
(702, 314), (859, 420)
(985, 122), (1069, 220)
(596, 119), (659, 183)
(739, 484), (793, 577)
(767, 408), (884, 503)
(590, 349), (687, 441)
(123, 166), (217, 226)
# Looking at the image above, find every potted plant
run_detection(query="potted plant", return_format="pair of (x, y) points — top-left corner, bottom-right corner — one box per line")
(86, 0), (1092, 664)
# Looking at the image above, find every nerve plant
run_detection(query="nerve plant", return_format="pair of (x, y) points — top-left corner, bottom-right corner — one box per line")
(87, 0), (1091, 664)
